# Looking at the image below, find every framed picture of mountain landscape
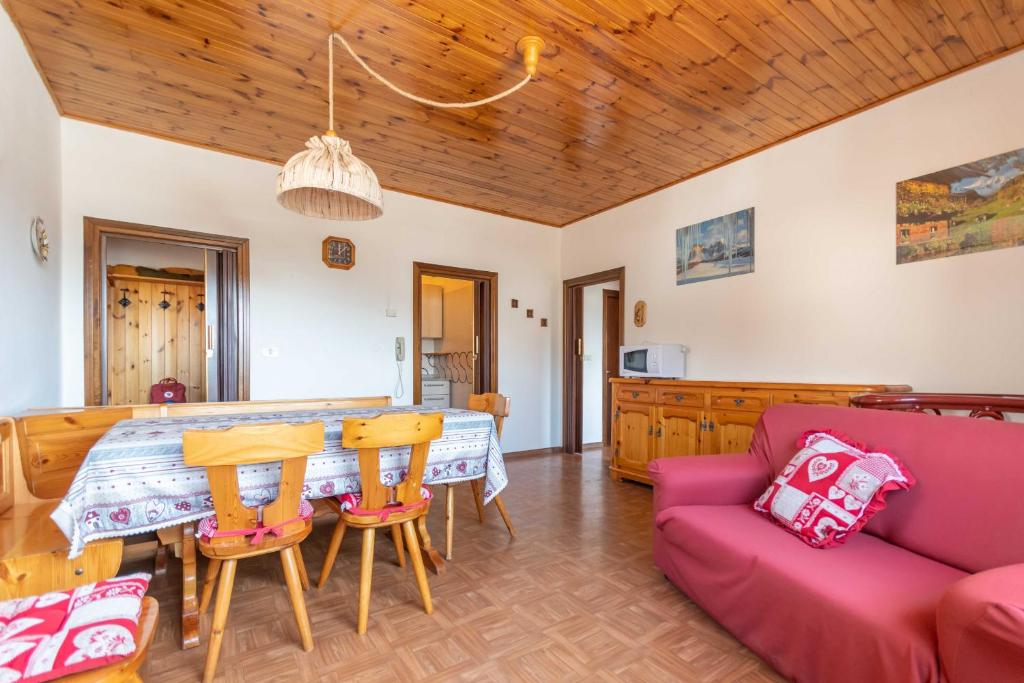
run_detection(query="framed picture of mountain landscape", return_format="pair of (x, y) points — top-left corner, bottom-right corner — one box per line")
(897, 148), (1024, 264)
(676, 207), (754, 285)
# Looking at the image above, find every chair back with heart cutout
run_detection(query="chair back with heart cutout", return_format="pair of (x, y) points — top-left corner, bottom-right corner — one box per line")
(183, 421), (325, 551)
(341, 413), (444, 513)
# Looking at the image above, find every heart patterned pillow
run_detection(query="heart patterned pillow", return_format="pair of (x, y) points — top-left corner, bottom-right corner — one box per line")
(753, 430), (914, 548)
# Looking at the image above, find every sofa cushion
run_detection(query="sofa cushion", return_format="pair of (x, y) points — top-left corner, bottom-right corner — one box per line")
(753, 429), (913, 548)
(750, 404), (1024, 572)
(656, 504), (966, 683)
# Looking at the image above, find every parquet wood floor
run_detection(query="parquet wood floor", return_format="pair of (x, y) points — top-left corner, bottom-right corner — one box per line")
(129, 448), (785, 682)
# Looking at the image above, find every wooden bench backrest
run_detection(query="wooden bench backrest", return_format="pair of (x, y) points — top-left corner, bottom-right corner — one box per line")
(0, 419), (15, 516)
(10, 395), (393, 503)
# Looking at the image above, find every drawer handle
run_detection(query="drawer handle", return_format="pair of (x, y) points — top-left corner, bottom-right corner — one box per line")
(631, 391), (640, 399)
(74, 567), (84, 576)
(648, 425), (653, 436)
(734, 398), (745, 406)
(655, 426), (662, 437)
(674, 394), (685, 401)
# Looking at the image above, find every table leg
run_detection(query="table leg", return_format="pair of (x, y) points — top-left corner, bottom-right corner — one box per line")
(180, 522), (200, 650)
(415, 513), (445, 575)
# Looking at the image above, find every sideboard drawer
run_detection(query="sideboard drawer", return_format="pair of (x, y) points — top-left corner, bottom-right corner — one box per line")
(615, 386), (656, 403)
(709, 391), (770, 412)
(656, 388), (703, 408)
(772, 390), (848, 406)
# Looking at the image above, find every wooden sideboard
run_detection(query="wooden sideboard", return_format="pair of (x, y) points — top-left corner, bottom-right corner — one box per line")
(609, 378), (911, 485)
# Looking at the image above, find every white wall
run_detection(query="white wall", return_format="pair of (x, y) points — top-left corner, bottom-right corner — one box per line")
(562, 51), (1024, 394)
(582, 281), (618, 444)
(58, 120), (562, 451)
(0, 8), (62, 414)
(106, 237), (206, 270)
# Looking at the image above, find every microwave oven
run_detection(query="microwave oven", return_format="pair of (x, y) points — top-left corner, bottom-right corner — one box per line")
(619, 344), (687, 379)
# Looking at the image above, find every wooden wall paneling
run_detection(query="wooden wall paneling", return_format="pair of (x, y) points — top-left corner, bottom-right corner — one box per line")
(190, 285), (204, 403)
(138, 282), (153, 404)
(7, 0), (1024, 226)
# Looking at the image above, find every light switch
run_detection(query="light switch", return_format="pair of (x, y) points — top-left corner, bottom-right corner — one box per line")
(385, 308), (398, 318)
(261, 346), (280, 358)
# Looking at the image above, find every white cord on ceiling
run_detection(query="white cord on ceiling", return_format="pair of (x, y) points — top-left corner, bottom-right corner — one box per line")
(332, 32), (532, 110)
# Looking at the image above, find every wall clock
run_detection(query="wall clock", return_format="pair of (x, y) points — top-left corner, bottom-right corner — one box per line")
(30, 217), (49, 262)
(322, 236), (355, 270)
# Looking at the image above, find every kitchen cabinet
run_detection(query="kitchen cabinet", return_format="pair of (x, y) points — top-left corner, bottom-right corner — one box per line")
(421, 284), (443, 338)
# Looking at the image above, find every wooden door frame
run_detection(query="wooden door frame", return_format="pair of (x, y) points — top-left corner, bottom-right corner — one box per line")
(601, 288), (621, 446)
(412, 262), (498, 405)
(562, 267), (625, 454)
(83, 217), (251, 406)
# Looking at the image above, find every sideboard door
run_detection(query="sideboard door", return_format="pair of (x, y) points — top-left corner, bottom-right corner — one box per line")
(615, 402), (655, 474)
(703, 409), (760, 455)
(657, 406), (702, 458)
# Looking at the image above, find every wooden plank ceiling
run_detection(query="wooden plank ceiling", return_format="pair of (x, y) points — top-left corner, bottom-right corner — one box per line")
(5, 0), (1024, 227)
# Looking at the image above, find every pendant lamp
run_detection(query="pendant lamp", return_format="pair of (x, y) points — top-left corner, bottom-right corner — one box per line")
(276, 35), (384, 221)
(277, 31), (545, 221)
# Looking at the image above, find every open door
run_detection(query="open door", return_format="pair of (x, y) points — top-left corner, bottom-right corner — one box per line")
(563, 267), (625, 454)
(602, 288), (621, 445)
(413, 262), (498, 407)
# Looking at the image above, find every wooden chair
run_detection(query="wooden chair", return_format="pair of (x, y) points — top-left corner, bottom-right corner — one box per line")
(444, 393), (516, 560)
(182, 421), (325, 683)
(317, 412), (443, 634)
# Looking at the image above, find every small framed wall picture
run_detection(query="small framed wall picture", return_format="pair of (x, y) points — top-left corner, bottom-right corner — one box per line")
(322, 236), (355, 270)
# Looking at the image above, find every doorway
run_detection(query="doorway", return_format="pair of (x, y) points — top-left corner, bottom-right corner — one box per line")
(412, 262), (497, 407)
(84, 218), (250, 406)
(563, 267), (625, 454)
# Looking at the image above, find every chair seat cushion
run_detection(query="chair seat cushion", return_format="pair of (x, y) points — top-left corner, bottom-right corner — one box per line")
(657, 504), (966, 683)
(197, 498), (314, 540)
(337, 486), (432, 521)
(0, 573), (151, 683)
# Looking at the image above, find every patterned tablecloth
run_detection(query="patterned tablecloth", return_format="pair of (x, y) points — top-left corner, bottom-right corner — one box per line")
(53, 406), (507, 558)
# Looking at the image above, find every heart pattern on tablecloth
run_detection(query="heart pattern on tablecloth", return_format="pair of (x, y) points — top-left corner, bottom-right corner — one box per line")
(145, 500), (165, 522)
(108, 508), (131, 525)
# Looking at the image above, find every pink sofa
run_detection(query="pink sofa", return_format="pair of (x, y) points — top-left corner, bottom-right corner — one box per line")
(651, 403), (1024, 683)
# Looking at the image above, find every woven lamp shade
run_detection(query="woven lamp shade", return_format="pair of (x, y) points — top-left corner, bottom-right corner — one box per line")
(276, 134), (383, 220)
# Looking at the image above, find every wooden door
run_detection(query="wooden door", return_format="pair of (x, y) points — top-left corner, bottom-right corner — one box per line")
(657, 406), (702, 458)
(107, 277), (206, 405)
(703, 410), (760, 455)
(602, 289), (620, 445)
(615, 402), (654, 472)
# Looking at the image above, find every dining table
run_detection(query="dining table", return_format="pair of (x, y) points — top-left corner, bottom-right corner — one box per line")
(51, 404), (507, 649)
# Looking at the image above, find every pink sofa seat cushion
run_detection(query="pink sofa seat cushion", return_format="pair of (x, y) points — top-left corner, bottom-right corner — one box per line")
(656, 504), (968, 683)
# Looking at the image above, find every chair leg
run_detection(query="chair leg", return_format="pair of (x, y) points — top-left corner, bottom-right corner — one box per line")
(318, 518), (347, 589)
(445, 484), (455, 560)
(293, 544), (310, 591)
(199, 558), (222, 615)
(356, 528), (376, 635)
(401, 520), (433, 615)
(493, 494), (517, 538)
(469, 479), (486, 523)
(390, 524), (406, 568)
(281, 547), (314, 652)
(203, 558), (237, 683)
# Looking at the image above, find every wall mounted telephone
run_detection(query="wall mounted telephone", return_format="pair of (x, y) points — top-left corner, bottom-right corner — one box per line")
(394, 336), (406, 399)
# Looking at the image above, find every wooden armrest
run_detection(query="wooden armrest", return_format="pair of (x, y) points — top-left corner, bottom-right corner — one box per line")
(0, 501), (123, 599)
